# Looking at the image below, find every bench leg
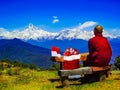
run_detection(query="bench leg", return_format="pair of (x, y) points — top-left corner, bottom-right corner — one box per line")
(60, 77), (69, 86)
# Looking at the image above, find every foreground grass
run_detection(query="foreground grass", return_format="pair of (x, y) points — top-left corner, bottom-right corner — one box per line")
(0, 69), (120, 90)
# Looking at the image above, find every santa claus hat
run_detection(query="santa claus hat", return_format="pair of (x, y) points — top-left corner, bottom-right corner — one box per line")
(63, 47), (73, 56)
(63, 48), (81, 61)
(51, 46), (61, 57)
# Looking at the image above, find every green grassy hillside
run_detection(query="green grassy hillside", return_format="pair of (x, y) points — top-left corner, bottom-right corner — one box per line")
(0, 68), (120, 90)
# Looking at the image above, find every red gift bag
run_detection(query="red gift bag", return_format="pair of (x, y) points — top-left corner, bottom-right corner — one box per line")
(62, 48), (80, 70)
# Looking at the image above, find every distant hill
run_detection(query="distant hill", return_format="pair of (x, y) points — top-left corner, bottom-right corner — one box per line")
(0, 38), (52, 68)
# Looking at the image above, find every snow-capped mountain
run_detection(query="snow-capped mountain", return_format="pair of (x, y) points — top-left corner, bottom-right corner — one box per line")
(19, 23), (58, 40)
(0, 23), (58, 40)
(56, 28), (93, 40)
(0, 28), (10, 39)
(55, 21), (119, 40)
(0, 21), (120, 40)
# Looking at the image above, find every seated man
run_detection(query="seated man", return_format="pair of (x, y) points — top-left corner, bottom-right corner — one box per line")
(84, 25), (112, 67)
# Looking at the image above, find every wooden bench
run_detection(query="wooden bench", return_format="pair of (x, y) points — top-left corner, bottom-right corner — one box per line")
(58, 66), (111, 86)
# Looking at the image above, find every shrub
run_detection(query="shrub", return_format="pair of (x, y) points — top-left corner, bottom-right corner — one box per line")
(1, 58), (11, 63)
(20, 62), (28, 68)
(12, 60), (20, 67)
(7, 68), (14, 75)
(6, 68), (21, 75)
(0, 65), (4, 70)
(0, 69), (2, 75)
(114, 56), (120, 70)
(49, 63), (60, 70)
(29, 63), (36, 70)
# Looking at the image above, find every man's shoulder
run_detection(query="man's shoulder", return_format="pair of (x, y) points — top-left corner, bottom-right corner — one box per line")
(89, 37), (96, 42)
(89, 36), (109, 43)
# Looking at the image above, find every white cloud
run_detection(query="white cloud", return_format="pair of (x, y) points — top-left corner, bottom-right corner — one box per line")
(52, 16), (59, 24)
(78, 21), (98, 30)
(53, 16), (58, 19)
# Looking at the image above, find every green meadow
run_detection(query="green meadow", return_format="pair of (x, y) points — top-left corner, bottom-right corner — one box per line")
(0, 67), (120, 90)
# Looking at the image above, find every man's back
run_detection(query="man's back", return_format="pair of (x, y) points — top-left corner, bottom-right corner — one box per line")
(88, 34), (112, 67)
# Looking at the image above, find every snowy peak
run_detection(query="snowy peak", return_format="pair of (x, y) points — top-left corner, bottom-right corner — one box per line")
(56, 28), (93, 40)
(20, 26), (58, 40)
(0, 21), (120, 40)
(28, 23), (35, 29)
(22, 24), (49, 40)
(1, 23), (58, 40)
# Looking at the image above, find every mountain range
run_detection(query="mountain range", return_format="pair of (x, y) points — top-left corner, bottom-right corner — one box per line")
(0, 22), (120, 40)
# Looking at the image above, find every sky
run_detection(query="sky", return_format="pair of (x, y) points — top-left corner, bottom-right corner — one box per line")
(0, 0), (120, 32)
